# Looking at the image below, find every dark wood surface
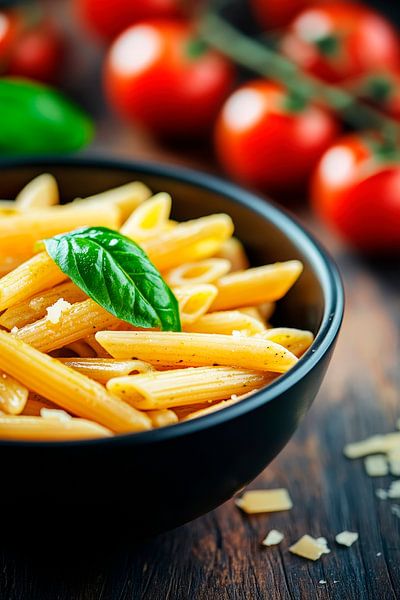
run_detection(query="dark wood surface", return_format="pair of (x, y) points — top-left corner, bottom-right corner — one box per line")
(1, 1), (399, 598)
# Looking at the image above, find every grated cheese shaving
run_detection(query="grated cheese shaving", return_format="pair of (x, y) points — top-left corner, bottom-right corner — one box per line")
(335, 531), (359, 547)
(391, 505), (400, 519)
(364, 454), (388, 477)
(236, 489), (293, 514)
(288, 535), (331, 561)
(344, 433), (400, 458)
(10, 326), (18, 334)
(387, 480), (400, 499)
(261, 529), (284, 546)
(46, 298), (72, 324)
(40, 408), (72, 422)
(319, 580), (327, 585)
(375, 488), (388, 500)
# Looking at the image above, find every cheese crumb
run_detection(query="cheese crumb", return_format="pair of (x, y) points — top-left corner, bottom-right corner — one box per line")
(288, 535), (331, 561)
(391, 505), (400, 519)
(364, 455), (388, 477)
(261, 529), (284, 546)
(376, 552), (382, 557)
(375, 488), (388, 500)
(388, 480), (400, 499)
(46, 298), (72, 324)
(344, 433), (400, 458)
(232, 329), (244, 338)
(236, 489), (292, 514)
(10, 326), (19, 334)
(319, 580), (327, 585)
(388, 448), (400, 476)
(40, 408), (72, 422)
(335, 531), (359, 547)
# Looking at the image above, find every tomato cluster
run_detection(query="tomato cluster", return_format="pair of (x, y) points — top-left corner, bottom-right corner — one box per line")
(75, 0), (400, 252)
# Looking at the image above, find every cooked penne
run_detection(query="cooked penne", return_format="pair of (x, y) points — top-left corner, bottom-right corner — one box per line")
(210, 261), (303, 311)
(0, 204), (121, 257)
(85, 334), (112, 358)
(0, 252), (66, 312)
(72, 181), (151, 220)
(58, 358), (155, 383)
(0, 414), (112, 440)
(96, 331), (298, 373)
(120, 192), (172, 239)
(0, 331), (152, 433)
(107, 366), (273, 409)
(15, 173), (59, 209)
(22, 394), (59, 416)
(147, 409), (179, 428)
(0, 281), (86, 329)
(0, 371), (29, 415)
(183, 310), (265, 335)
(215, 237), (249, 272)
(0, 255), (24, 277)
(165, 258), (231, 287)
(15, 299), (121, 353)
(142, 214), (234, 271)
(62, 341), (97, 358)
(174, 284), (218, 325)
(257, 328), (314, 357)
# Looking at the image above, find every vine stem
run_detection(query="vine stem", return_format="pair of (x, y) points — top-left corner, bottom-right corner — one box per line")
(198, 9), (400, 142)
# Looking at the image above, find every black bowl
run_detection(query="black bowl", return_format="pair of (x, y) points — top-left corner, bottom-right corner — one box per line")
(0, 158), (343, 536)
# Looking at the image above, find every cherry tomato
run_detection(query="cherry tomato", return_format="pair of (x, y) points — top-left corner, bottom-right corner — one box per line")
(214, 80), (339, 198)
(251, 0), (326, 31)
(104, 20), (235, 139)
(75, 0), (182, 40)
(8, 23), (63, 84)
(347, 70), (400, 122)
(281, 2), (400, 83)
(311, 133), (400, 251)
(0, 10), (21, 70)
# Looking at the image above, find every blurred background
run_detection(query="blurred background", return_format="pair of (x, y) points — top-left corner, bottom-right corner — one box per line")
(1, 0), (400, 255)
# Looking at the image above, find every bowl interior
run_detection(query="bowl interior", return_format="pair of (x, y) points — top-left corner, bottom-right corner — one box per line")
(0, 159), (329, 335)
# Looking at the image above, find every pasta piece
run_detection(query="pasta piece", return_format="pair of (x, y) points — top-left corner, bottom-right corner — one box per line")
(63, 341), (97, 358)
(147, 409), (179, 428)
(15, 173), (59, 209)
(258, 302), (276, 322)
(210, 261), (303, 311)
(120, 192), (171, 239)
(214, 237), (249, 272)
(0, 252), (66, 311)
(107, 366), (272, 409)
(72, 181), (151, 220)
(0, 281), (86, 330)
(165, 258), (231, 287)
(58, 358), (155, 384)
(22, 394), (58, 416)
(0, 256), (25, 277)
(174, 284), (218, 325)
(0, 204), (121, 257)
(237, 307), (266, 325)
(96, 331), (298, 373)
(85, 334), (112, 358)
(183, 310), (265, 335)
(258, 328), (314, 357)
(0, 331), (152, 433)
(0, 415), (112, 440)
(0, 200), (17, 214)
(15, 299), (121, 353)
(0, 371), (29, 415)
(142, 214), (234, 271)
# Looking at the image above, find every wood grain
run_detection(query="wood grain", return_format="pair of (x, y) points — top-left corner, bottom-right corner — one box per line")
(0, 1), (399, 598)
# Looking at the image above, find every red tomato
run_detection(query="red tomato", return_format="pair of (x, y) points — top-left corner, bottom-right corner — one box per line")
(0, 10), (21, 70)
(8, 23), (63, 84)
(281, 2), (400, 83)
(347, 70), (400, 122)
(311, 134), (400, 251)
(104, 20), (235, 138)
(251, 0), (325, 31)
(75, 0), (182, 40)
(214, 80), (339, 198)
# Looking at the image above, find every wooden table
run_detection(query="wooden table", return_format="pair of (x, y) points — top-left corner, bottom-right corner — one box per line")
(1, 1), (399, 598)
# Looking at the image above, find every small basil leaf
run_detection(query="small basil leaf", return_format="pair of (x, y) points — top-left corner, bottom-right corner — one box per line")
(43, 226), (181, 332)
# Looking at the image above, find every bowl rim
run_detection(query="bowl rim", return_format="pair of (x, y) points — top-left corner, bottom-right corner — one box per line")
(0, 156), (344, 449)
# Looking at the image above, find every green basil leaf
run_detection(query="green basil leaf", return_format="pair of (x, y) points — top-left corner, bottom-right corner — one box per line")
(43, 226), (181, 332)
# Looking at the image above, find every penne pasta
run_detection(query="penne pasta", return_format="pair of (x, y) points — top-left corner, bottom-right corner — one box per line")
(0, 255), (25, 277)
(257, 328), (314, 357)
(96, 331), (298, 373)
(147, 409), (179, 428)
(0, 331), (152, 433)
(107, 366), (273, 409)
(0, 371), (29, 415)
(165, 258), (231, 287)
(15, 173), (59, 209)
(0, 414), (112, 440)
(210, 261), (303, 311)
(22, 394), (59, 416)
(142, 214), (234, 271)
(85, 334), (112, 358)
(183, 310), (265, 335)
(0, 204), (121, 257)
(120, 192), (172, 239)
(62, 341), (97, 358)
(0, 252), (66, 312)
(58, 357), (155, 384)
(174, 284), (218, 325)
(15, 299), (121, 353)
(72, 181), (151, 220)
(0, 281), (86, 330)
(214, 237), (249, 272)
